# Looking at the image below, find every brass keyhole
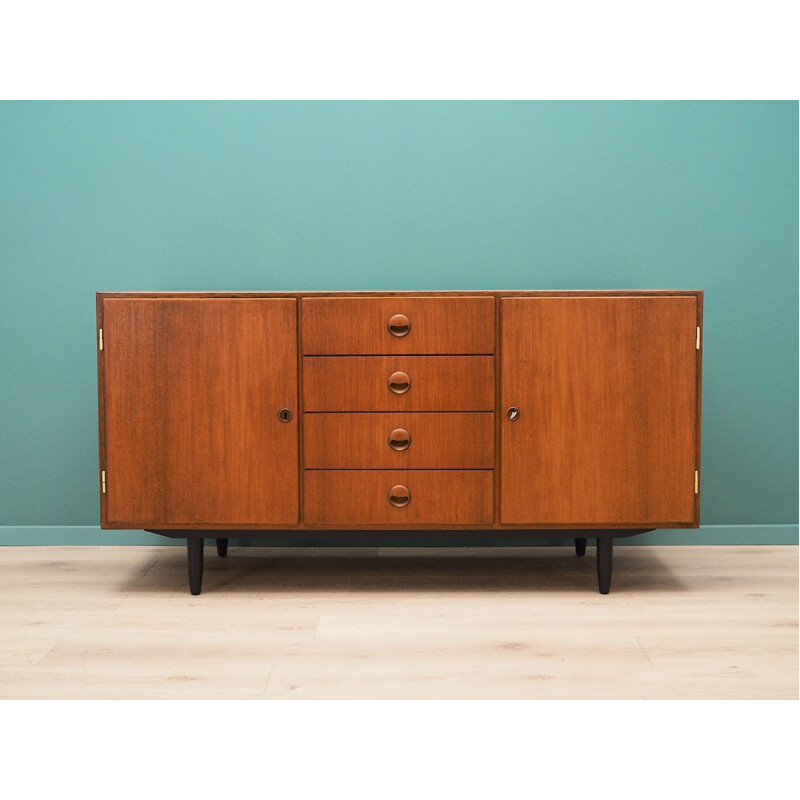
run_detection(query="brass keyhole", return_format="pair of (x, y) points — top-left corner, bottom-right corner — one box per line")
(278, 408), (293, 422)
(507, 407), (519, 421)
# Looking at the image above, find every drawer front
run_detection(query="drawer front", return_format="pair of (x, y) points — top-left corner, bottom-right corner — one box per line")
(304, 412), (494, 469)
(302, 297), (495, 355)
(303, 356), (495, 411)
(304, 470), (493, 524)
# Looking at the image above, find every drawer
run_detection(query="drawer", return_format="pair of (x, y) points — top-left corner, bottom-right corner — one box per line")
(303, 355), (495, 411)
(304, 470), (493, 524)
(302, 296), (495, 354)
(304, 412), (494, 469)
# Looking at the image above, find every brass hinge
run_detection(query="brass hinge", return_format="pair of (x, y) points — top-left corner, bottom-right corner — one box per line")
(99, 328), (104, 351)
(694, 470), (699, 495)
(696, 326), (700, 350)
(101, 470), (106, 494)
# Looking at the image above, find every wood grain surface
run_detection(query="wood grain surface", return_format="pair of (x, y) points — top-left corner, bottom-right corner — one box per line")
(304, 470), (493, 524)
(97, 291), (702, 532)
(500, 296), (698, 525)
(302, 296), (495, 354)
(304, 412), (494, 469)
(303, 355), (495, 412)
(102, 298), (299, 525)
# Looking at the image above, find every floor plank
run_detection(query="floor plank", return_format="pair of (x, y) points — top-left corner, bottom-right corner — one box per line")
(0, 545), (796, 699)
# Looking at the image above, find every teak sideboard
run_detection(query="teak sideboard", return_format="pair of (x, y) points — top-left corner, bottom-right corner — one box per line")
(95, 291), (703, 594)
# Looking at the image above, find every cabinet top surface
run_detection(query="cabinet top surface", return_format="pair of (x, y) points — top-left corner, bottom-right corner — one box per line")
(97, 290), (703, 298)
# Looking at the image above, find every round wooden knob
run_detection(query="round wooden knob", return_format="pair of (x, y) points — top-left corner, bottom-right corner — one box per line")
(388, 314), (411, 337)
(388, 428), (411, 451)
(388, 371), (411, 394)
(388, 484), (411, 508)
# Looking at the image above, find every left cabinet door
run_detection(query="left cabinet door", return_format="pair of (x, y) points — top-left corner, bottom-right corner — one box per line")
(100, 298), (299, 527)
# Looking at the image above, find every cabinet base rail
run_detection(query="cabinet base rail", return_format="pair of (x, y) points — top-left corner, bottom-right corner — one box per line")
(157, 529), (652, 596)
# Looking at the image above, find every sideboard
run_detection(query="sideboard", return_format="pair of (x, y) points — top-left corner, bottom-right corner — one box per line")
(95, 291), (703, 594)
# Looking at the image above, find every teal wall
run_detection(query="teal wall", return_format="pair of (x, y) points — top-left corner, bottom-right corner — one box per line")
(1, 101), (797, 545)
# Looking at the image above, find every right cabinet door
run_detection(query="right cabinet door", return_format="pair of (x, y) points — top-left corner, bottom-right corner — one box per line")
(500, 296), (699, 526)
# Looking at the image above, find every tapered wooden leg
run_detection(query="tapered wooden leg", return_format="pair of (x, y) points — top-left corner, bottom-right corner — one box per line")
(188, 538), (204, 595)
(216, 538), (228, 557)
(575, 537), (587, 557)
(596, 537), (613, 594)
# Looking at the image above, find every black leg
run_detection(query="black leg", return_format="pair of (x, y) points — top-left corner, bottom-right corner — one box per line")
(575, 537), (587, 557)
(596, 537), (613, 594)
(188, 537), (204, 595)
(216, 538), (228, 557)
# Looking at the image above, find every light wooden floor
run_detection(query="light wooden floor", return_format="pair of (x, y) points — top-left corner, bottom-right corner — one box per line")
(0, 545), (796, 699)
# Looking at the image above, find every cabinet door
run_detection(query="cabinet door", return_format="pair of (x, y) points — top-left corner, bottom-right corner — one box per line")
(101, 298), (298, 526)
(501, 297), (698, 525)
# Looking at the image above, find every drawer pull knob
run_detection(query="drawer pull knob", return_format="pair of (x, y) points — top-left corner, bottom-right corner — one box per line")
(388, 313), (411, 337)
(388, 428), (411, 451)
(388, 484), (411, 508)
(388, 371), (411, 394)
